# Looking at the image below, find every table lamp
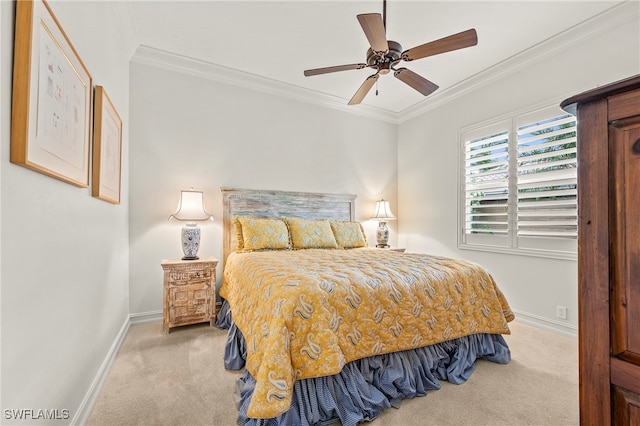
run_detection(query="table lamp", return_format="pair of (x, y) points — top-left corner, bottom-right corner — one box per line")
(169, 188), (213, 260)
(371, 199), (396, 248)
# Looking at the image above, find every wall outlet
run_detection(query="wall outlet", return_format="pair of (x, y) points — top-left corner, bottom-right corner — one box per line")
(556, 305), (567, 320)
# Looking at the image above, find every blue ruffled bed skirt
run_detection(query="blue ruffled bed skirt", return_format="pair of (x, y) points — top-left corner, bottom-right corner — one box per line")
(215, 301), (511, 426)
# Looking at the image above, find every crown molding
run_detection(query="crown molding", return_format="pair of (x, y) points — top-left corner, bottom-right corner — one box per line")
(129, 1), (636, 125)
(398, 1), (638, 123)
(131, 46), (400, 124)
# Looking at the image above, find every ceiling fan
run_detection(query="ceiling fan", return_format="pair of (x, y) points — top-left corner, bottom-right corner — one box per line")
(303, 0), (478, 105)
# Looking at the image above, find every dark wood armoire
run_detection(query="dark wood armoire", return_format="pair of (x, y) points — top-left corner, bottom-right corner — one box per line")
(561, 74), (640, 425)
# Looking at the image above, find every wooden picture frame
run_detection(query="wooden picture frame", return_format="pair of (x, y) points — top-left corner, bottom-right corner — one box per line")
(11, 0), (92, 187)
(92, 86), (122, 204)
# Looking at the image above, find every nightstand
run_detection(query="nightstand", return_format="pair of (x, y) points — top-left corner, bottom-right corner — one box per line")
(161, 257), (218, 334)
(377, 247), (406, 252)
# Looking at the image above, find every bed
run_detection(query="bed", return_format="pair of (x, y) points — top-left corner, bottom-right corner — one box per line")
(216, 188), (514, 426)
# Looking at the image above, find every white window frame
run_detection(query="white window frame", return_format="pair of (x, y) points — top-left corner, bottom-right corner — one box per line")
(458, 101), (578, 260)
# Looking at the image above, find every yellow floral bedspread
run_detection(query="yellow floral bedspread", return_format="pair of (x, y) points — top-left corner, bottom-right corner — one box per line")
(220, 248), (514, 419)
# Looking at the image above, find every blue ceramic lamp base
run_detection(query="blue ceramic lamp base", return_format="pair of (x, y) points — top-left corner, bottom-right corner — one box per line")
(376, 221), (390, 248)
(181, 225), (201, 260)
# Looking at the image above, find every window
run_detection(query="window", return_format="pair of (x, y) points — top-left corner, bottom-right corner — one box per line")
(459, 105), (577, 259)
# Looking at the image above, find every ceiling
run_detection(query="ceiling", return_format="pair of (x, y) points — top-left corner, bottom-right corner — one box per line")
(126, 1), (625, 115)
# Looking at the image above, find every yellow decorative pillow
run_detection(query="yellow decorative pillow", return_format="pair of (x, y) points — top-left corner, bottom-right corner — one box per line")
(330, 221), (367, 249)
(285, 217), (339, 249)
(233, 216), (245, 251)
(237, 217), (290, 251)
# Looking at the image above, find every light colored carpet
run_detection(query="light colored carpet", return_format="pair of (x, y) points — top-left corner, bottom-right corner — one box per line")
(87, 320), (578, 426)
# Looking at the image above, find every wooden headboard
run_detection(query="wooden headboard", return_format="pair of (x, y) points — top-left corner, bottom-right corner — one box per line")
(220, 188), (356, 265)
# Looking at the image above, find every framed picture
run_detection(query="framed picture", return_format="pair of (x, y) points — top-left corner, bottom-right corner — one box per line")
(92, 86), (123, 204)
(11, 0), (92, 187)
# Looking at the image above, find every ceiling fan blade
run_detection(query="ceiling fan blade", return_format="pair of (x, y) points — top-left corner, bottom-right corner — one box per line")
(304, 63), (368, 77)
(357, 13), (388, 53)
(348, 74), (379, 105)
(402, 29), (478, 62)
(394, 68), (439, 96)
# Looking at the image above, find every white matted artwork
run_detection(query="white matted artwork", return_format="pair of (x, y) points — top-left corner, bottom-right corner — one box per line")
(92, 86), (122, 204)
(11, 0), (92, 187)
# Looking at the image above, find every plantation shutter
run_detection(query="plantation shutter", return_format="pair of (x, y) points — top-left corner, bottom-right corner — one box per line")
(516, 112), (578, 238)
(463, 129), (510, 235)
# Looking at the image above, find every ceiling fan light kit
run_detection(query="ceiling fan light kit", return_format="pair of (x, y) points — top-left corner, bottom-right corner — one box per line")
(303, 1), (478, 105)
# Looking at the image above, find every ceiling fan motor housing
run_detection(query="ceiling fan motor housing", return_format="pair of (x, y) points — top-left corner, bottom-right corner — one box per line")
(367, 40), (403, 74)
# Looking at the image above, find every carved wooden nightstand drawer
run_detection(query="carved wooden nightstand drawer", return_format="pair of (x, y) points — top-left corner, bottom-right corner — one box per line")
(161, 257), (218, 334)
(169, 269), (211, 284)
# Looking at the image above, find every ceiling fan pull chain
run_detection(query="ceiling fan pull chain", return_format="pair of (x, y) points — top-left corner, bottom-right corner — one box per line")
(376, 78), (379, 96)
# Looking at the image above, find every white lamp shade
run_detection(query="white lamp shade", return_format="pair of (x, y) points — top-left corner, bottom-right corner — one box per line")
(169, 189), (213, 223)
(371, 199), (396, 221)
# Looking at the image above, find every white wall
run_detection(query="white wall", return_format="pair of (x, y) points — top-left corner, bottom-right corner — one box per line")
(397, 4), (639, 335)
(0, 0), (5, 415)
(0, 1), (131, 423)
(128, 60), (398, 315)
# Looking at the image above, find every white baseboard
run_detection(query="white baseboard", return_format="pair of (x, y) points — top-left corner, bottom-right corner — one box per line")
(130, 310), (162, 325)
(512, 308), (578, 338)
(71, 316), (130, 426)
(71, 311), (162, 425)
